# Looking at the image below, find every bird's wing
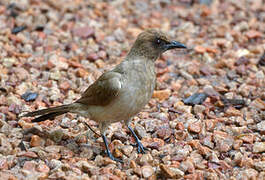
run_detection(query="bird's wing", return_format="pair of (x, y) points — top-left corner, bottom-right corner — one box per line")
(76, 71), (122, 106)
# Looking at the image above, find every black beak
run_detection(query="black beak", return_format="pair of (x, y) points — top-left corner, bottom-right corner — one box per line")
(165, 41), (187, 50)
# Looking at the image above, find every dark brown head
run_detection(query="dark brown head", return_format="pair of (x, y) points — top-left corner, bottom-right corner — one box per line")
(127, 29), (186, 61)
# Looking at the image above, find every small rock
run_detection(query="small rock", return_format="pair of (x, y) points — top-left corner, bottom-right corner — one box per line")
(49, 159), (62, 170)
(113, 148), (123, 158)
(7, 95), (21, 106)
(135, 125), (148, 139)
(59, 81), (71, 91)
(156, 128), (172, 140)
(76, 68), (89, 78)
(258, 52), (265, 66)
(45, 145), (61, 153)
(18, 151), (38, 158)
(98, 50), (107, 60)
(193, 105), (206, 114)
(253, 142), (265, 153)
(233, 139), (243, 150)
(179, 159), (195, 173)
(14, 67), (30, 81)
(245, 30), (262, 39)
(239, 134), (254, 144)
(87, 53), (99, 62)
(12, 26), (27, 34)
(183, 93), (208, 105)
(0, 133), (13, 155)
(77, 160), (97, 174)
(49, 70), (61, 80)
(142, 165), (154, 178)
(30, 135), (44, 147)
(3, 58), (16, 68)
(21, 92), (38, 102)
(160, 164), (184, 178)
(0, 158), (8, 170)
(95, 59), (105, 68)
(101, 157), (117, 165)
(254, 161), (265, 171)
(139, 153), (153, 166)
(121, 145), (133, 156)
(112, 131), (127, 142)
(194, 46), (206, 54)
(49, 129), (64, 143)
(80, 147), (93, 159)
(152, 89), (171, 101)
(48, 55), (69, 70)
(36, 164), (50, 173)
(188, 121), (201, 133)
(236, 49), (250, 58)
(73, 26), (94, 38)
(225, 107), (242, 116)
(147, 138), (164, 150)
(23, 161), (36, 171)
(257, 121), (265, 131)
(250, 98), (265, 110)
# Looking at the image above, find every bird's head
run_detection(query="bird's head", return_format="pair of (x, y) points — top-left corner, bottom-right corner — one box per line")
(128, 29), (186, 61)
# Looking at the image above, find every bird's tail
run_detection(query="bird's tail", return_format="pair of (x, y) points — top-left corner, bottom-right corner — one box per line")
(22, 104), (74, 122)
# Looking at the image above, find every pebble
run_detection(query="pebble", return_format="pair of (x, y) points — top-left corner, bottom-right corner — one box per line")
(0, 158), (8, 170)
(183, 93), (207, 105)
(121, 145), (133, 156)
(253, 142), (265, 153)
(254, 161), (265, 171)
(49, 129), (64, 143)
(48, 55), (69, 70)
(160, 164), (184, 178)
(0, 133), (13, 155)
(135, 124), (149, 139)
(21, 92), (38, 102)
(76, 68), (89, 78)
(3, 58), (16, 68)
(257, 121), (265, 132)
(139, 153), (153, 166)
(141, 165), (154, 178)
(188, 121), (202, 133)
(250, 98), (265, 110)
(7, 95), (21, 106)
(18, 151), (38, 158)
(30, 135), (44, 147)
(152, 89), (171, 101)
(73, 26), (94, 38)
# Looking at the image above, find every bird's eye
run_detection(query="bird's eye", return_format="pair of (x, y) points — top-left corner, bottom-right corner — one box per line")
(156, 39), (161, 44)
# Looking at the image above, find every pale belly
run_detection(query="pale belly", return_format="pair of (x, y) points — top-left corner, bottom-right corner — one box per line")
(87, 73), (155, 122)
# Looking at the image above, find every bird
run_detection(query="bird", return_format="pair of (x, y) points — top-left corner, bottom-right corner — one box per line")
(21, 29), (186, 162)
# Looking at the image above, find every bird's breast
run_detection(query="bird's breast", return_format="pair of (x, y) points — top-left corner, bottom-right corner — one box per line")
(116, 60), (156, 117)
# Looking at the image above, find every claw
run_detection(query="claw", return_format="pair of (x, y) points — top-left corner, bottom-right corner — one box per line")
(102, 134), (123, 163)
(128, 125), (148, 154)
(107, 151), (123, 163)
(137, 141), (147, 154)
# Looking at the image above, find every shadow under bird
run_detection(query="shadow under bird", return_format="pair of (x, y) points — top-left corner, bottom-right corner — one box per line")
(21, 29), (186, 162)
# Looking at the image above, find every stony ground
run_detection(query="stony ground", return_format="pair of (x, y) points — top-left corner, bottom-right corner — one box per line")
(0, 0), (265, 179)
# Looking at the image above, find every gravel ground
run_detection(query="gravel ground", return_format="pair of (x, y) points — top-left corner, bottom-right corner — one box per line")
(0, 0), (265, 179)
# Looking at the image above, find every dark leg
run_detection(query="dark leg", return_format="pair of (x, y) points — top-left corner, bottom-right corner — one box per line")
(128, 125), (148, 154)
(102, 134), (123, 163)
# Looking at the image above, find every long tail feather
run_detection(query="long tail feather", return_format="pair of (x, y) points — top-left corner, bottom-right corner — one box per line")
(31, 111), (67, 122)
(22, 104), (74, 122)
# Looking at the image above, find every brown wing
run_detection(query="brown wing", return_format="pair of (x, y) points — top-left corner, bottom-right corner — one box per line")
(76, 71), (122, 106)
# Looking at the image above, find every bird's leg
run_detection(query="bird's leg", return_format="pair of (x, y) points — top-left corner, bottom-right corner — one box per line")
(102, 134), (123, 163)
(128, 125), (148, 154)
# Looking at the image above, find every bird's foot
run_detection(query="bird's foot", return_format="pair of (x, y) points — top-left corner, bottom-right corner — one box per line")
(132, 140), (148, 154)
(106, 150), (123, 163)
